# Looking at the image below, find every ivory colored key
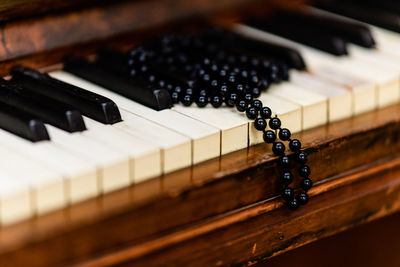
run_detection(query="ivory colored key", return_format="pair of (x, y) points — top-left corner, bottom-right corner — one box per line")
(235, 24), (398, 108)
(50, 70), (220, 164)
(114, 110), (191, 173)
(267, 82), (328, 130)
(0, 129), (99, 203)
(82, 117), (161, 182)
(0, 147), (65, 217)
(0, 173), (30, 225)
(172, 104), (248, 154)
(46, 125), (131, 193)
(290, 71), (352, 122)
(258, 93), (302, 132)
(309, 66), (376, 115)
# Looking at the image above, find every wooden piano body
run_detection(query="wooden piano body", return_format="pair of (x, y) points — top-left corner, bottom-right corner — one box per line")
(0, 0), (400, 266)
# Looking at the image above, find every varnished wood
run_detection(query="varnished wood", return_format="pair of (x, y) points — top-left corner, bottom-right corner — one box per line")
(0, 102), (399, 266)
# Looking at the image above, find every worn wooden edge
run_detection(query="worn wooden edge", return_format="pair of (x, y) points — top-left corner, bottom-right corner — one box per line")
(78, 156), (400, 266)
(0, 103), (399, 265)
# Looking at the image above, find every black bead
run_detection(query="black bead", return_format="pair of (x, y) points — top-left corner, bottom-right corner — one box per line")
(185, 88), (194, 95)
(236, 84), (245, 94)
(287, 197), (299, 210)
(171, 91), (180, 104)
(251, 99), (263, 110)
(263, 130), (276, 144)
(301, 178), (313, 191)
(244, 93), (253, 105)
(269, 117), (281, 130)
(251, 87), (261, 98)
(211, 95), (222, 108)
(198, 89), (207, 97)
(260, 107), (272, 119)
(279, 155), (290, 168)
(236, 100), (247, 112)
(299, 165), (311, 177)
(297, 192), (309, 205)
(272, 142), (285, 155)
(219, 84), (229, 96)
(246, 107), (258, 120)
(195, 95), (208, 107)
(296, 151), (308, 164)
(226, 92), (238, 107)
(289, 139), (302, 152)
(282, 187), (294, 201)
(254, 118), (267, 131)
(281, 171), (293, 185)
(181, 94), (193, 106)
(279, 128), (291, 141)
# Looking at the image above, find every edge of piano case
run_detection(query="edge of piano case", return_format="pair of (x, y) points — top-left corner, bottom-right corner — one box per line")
(0, 0), (399, 266)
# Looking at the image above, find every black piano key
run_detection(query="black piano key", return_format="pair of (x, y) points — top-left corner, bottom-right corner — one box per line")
(64, 57), (173, 111)
(200, 29), (306, 70)
(314, 1), (400, 33)
(0, 103), (49, 142)
(276, 9), (375, 48)
(246, 16), (349, 56)
(11, 67), (122, 125)
(0, 79), (86, 132)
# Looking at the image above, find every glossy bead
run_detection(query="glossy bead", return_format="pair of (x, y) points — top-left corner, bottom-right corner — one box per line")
(254, 118), (267, 131)
(196, 95), (208, 107)
(171, 91), (180, 104)
(198, 89), (207, 97)
(279, 155), (290, 168)
(211, 95), (222, 108)
(236, 84), (245, 94)
(251, 99), (263, 110)
(210, 80), (218, 88)
(269, 117), (281, 130)
(279, 128), (291, 141)
(299, 165), (311, 177)
(301, 178), (313, 191)
(281, 171), (293, 185)
(185, 88), (193, 95)
(282, 187), (294, 201)
(226, 92), (238, 107)
(289, 139), (302, 152)
(297, 192), (309, 205)
(236, 100), (247, 112)
(272, 142), (285, 155)
(219, 84), (229, 96)
(296, 151), (308, 164)
(246, 107), (258, 120)
(260, 107), (272, 119)
(287, 197), (299, 210)
(181, 94), (193, 106)
(263, 130), (276, 144)
(251, 87), (261, 98)
(244, 93), (253, 105)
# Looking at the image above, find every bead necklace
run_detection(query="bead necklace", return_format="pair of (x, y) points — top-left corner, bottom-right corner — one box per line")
(122, 33), (313, 210)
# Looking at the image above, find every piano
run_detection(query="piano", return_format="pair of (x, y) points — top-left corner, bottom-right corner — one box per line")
(0, 0), (400, 266)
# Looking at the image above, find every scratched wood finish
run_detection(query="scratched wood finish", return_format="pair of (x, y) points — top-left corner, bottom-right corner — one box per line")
(0, 102), (399, 266)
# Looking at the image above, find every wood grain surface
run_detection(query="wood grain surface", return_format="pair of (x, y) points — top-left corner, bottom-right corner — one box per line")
(0, 101), (399, 266)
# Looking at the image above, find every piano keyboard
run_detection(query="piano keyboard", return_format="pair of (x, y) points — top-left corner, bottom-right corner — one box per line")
(2, 2), (400, 225)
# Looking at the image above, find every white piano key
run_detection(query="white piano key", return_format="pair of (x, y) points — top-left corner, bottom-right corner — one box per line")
(0, 129), (99, 203)
(290, 71), (352, 122)
(49, 70), (220, 164)
(258, 93), (302, 133)
(267, 82), (328, 130)
(82, 117), (161, 182)
(114, 110), (191, 173)
(46, 125), (131, 193)
(172, 104), (249, 153)
(235, 24), (399, 108)
(0, 147), (65, 217)
(0, 173), (31, 226)
(310, 66), (376, 115)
